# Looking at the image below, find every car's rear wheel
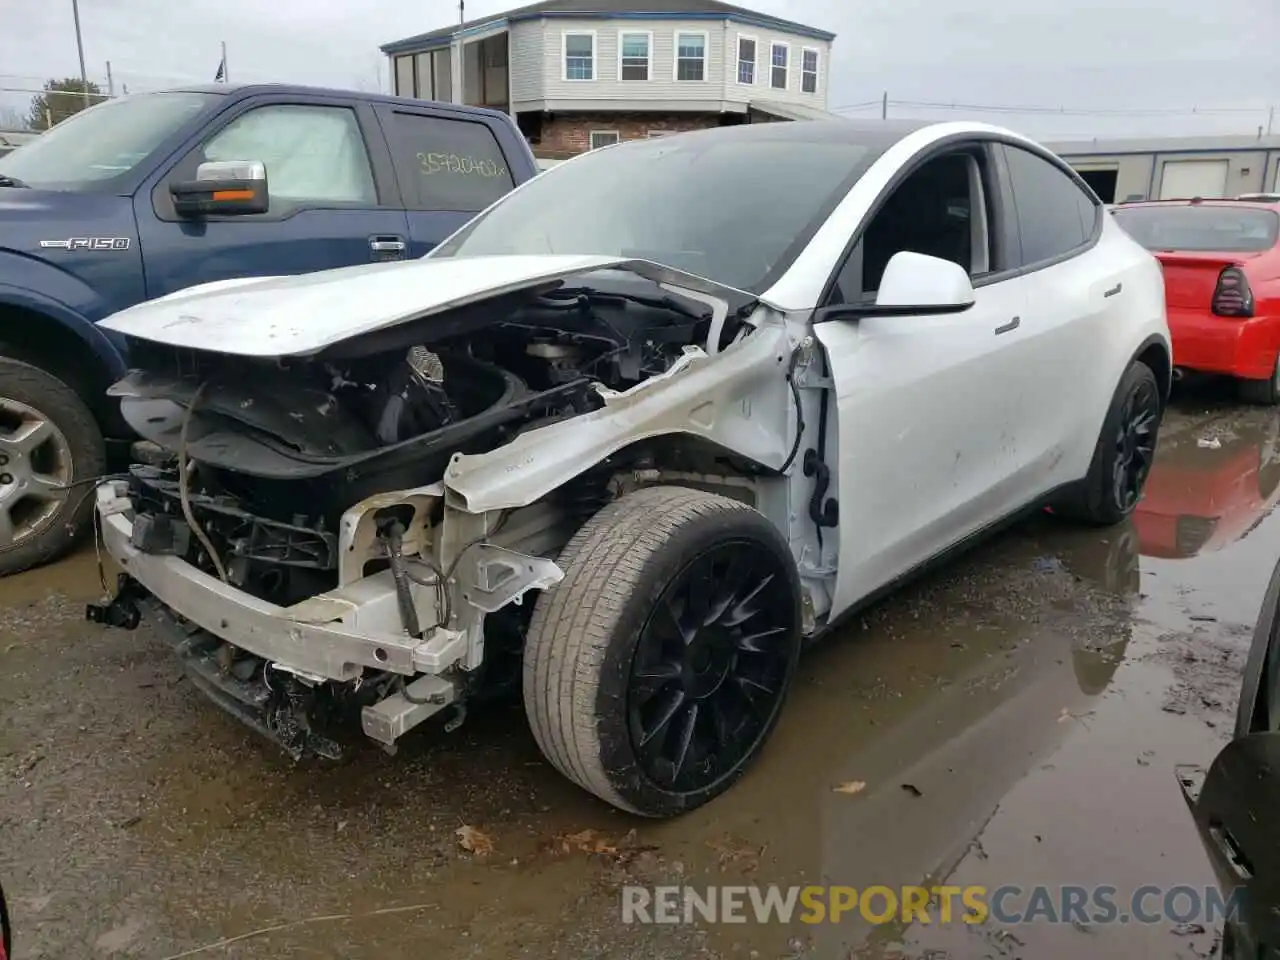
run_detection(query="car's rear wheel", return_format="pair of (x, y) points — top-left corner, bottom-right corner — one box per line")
(1054, 360), (1162, 527)
(1237, 355), (1280, 405)
(522, 484), (802, 817)
(0, 357), (107, 576)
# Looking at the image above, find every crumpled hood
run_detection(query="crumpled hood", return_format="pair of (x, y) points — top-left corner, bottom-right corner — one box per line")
(99, 253), (765, 358)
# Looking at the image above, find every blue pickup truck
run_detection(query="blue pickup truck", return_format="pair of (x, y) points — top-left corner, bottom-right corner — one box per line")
(0, 83), (539, 575)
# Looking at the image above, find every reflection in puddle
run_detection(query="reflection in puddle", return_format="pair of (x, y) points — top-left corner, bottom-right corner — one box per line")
(1136, 412), (1280, 559)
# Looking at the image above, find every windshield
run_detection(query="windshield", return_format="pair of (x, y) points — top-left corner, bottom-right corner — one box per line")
(431, 129), (877, 292)
(1112, 205), (1280, 253)
(0, 91), (221, 191)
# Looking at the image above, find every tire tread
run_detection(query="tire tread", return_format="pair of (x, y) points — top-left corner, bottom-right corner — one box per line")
(523, 485), (756, 814)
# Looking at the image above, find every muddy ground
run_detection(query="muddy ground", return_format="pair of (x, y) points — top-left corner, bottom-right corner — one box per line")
(3, 380), (1277, 960)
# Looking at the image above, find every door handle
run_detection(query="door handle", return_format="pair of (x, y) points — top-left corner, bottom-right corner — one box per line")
(994, 316), (1021, 336)
(1104, 282), (1123, 298)
(369, 237), (407, 254)
(1209, 824), (1253, 880)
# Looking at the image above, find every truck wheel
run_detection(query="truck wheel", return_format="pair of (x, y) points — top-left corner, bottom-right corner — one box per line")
(523, 485), (802, 817)
(1053, 360), (1161, 527)
(0, 357), (106, 576)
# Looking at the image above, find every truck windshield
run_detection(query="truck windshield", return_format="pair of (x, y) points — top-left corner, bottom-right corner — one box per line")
(0, 91), (221, 191)
(430, 128), (878, 293)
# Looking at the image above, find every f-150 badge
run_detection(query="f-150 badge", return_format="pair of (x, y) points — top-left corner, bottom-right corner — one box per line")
(39, 237), (131, 250)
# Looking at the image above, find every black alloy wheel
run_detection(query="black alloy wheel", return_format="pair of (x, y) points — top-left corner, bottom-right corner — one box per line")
(1111, 373), (1160, 513)
(628, 540), (797, 793)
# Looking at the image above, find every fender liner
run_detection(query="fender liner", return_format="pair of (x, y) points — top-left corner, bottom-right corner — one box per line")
(1128, 332), (1172, 402)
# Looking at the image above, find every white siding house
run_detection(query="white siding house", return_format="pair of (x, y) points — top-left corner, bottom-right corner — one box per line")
(380, 0), (839, 157)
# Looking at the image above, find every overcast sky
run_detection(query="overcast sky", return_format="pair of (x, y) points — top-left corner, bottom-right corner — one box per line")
(2, 0), (1276, 141)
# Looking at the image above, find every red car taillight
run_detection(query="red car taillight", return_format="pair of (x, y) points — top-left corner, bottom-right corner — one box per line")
(1211, 266), (1255, 318)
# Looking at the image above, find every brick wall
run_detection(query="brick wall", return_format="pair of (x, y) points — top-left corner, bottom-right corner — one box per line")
(534, 111), (727, 158)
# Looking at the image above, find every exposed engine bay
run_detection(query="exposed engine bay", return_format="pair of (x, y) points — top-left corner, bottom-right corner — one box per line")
(86, 261), (796, 767)
(109, 271), (732, 606)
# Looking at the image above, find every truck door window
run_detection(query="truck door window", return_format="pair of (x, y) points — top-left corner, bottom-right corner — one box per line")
(381, 111), (515, 213)
(201, 104), (377, 206)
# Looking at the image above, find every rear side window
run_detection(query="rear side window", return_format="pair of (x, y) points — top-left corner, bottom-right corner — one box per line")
(1111, 206), (1280, 253)
(382, 111), (515, 212)
(1002, 145), (1098, 267)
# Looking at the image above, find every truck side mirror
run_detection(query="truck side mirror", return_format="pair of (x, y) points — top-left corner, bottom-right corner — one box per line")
(171, 159), (269, 218)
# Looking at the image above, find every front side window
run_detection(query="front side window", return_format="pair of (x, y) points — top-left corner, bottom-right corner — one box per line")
(801, 49), (819, 93)
(1112, 205), (1280, 253)
(0, 91), (219, 191)
(1002, 144), (1096, 266)
(202, 104), (377, 205)
(737, 36), (756, 84)
(564, 32), (595, 80)
(432, 131), (881, 293)
(620, 32), (650, 81)
(382, 112), (514, 212)
(833, 152), (993, 302)
(676, 32), (706, 81)
(771, 43), (789, 89)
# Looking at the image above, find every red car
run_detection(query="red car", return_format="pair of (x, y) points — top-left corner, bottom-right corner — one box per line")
(1112, 198), (1280, 403)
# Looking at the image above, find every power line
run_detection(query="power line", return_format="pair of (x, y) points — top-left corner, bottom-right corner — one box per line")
(830, 98), (1271, 118)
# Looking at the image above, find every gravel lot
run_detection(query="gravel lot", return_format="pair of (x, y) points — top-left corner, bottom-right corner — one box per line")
(1, 380), (1274, 959)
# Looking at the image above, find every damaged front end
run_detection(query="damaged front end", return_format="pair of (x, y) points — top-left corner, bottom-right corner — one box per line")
(88, 258), (773, 760)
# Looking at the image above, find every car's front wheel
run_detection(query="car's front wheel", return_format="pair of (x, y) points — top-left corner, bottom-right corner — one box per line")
(522, 484), (802, 817)
(0, 357), (107, 576)
(1054, 360), (1162, 526)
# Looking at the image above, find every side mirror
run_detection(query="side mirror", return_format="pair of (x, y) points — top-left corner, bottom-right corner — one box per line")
(875, 251), (976, 312)
(817, 251), (977, 321)
(171, 160), (268, 218)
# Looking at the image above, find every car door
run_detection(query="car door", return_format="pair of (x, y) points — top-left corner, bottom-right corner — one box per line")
(372, 104), (520, 258)
(998, 143), (1120, 492)
(136, 95), (411, 299)
(1178, 552), (1280, 959)
(813, 144), (1033, 615)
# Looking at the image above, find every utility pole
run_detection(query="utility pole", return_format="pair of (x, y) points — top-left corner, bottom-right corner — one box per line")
(1268, 105), (1275, 137)
(881, 90), (887, 119)
(105, 60), (114, 97)
(71, 0), (90, 107)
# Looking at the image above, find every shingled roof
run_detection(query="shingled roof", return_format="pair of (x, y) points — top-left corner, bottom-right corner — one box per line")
(381, 0), (835, 54)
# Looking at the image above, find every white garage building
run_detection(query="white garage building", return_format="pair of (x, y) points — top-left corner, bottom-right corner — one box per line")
(1043, 133), (1280, 204)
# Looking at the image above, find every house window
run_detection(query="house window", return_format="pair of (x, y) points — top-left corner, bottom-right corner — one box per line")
(394, 55), (415, 98)
(737, 36), (756, 84)
(801, 48), (819, 93)
(414, 52), (434, 97)
(770, 42), (788, 89)
(589, 130), (620, 150)
(675, 32), (706, 81)
(564, 32), (595, 81)
(619, 31), (651, 81)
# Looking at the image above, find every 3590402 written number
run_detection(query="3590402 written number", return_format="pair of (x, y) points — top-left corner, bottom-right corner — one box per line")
(417, 152), (508, 178)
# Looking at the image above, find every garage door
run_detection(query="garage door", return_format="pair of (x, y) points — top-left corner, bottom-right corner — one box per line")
(1159, 159), (1230, 199)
